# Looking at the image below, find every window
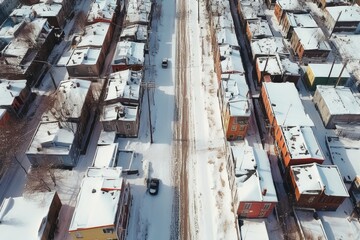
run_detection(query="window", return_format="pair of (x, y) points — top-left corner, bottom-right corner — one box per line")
(244, 203), (252, 209)
(126, 124), (131, 130)
(88, 67), (93, 74)
(103, 228), (114, 234)
(231, 125), (237, 131)
(239, 126), (245, 131)
(263, 203), (271, 210)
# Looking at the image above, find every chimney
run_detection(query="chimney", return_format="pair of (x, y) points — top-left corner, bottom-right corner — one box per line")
(262, 189), (267, 196)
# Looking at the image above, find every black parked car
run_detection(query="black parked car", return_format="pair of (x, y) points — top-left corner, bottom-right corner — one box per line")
(149, 178), (160, 195)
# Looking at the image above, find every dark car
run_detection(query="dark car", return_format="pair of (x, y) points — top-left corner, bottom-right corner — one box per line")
(149, 178), (160, 195)
(161, 58), (169, 68)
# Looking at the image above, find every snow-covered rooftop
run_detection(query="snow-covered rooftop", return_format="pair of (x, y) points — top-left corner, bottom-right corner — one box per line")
(27, 121), (76, 155)
(0, 79), (27, 107)
(213, 15), (234, 30)
(216, 25), (238, 47)
(326, 135), (360, 182)
(219, 45), (244, 73)
(256, 55), (283, 75)
(247, 19), (273, 39)
(125, 0), (152, 25)
(221, 73), (250, 117)
(240, 219), (269, 240)
(277, 0), (302, 11)
(120, 24), (148, 42)
(315, 85), (360, 115)
(281, 58), (301, 75)
(0, 191), (58, 240)
(250, 37), (289, 59)
(50, 79), (91, 119)
(210, 0), (230, 14)
(77, 22), (111, 48)
(69, 167), (124, 232)
(231, 146), (278, 203)
(67, 47), (101, 66)
(240, 0), (265, 21)
(293, 28), (331, 51)
(326, 5), (360, 22)
(31, 2), (63, 17)
(282, 126), (325, 161)
(290, 163), (349, 197)
(87, 0), (117, 23)
(293, 208), (328, 240)
(92, 143), (118, 167)
(262, 82), (314, 126)
(101, 103), (138, 121)
(112, 41), (145, 66)
(285, 12), (318, 28)
(105, 70), (142, 103)
(308, 63), (350, 78)
(97, 130), (116, 145)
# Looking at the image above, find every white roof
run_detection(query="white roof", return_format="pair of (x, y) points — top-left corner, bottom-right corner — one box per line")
(67, 47), (101, 66)
(219, 45), (244, 73)
(315, 85), (360, 115)
(125, 0), (152, 24)
(290, 163), (349, 197)
(240, 219), (269, 240)
(326, 135), (360, 182)
(281, 58), (300, 75)
(294, 209), (328, 240)
(0, 79), (27, 106)
(282, 126), (325, 161)
(92, 143), (118, 167)
(101, 103), (138, 121)
(250, 37), (289, 59)
(50, 79), (91, 119)
(326, 5), (360, 22)
(77, 22), (110, 48)
(211, 0), (230, 14)
(213, 15), (234, 30)
(97, 130), (116, 145)
(240, 0), (265, 20)
(308, 63), (350, 78)
(27, 121), (76, 155)
(120, 24), (148, 41)
(112, 41), (145, 66)
(293, 28), (331, 51)
(277, 0), (302, 10)
(69, 167), (124, 231)
(216, 26), (238, 47)
(221, 74), (250, 117)
(256, 55), (283, 75)
(31, 2), (63, 17)
(231, 146), (278, 203)
(10, 5), (32, 17)
(87, 0), (117, 22)
(0, 192), (57, 240)
(262, 82), (314, 126)
(105, 70), (142, 103)
(247, 20), (273, 39)
(285, 12), (318, 28)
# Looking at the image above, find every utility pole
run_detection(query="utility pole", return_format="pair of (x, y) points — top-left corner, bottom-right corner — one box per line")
(329, 11), (342, 38)
(335, 60), (348, 87)
(141, 81), (155, 143)
(326, 58), (336, 84)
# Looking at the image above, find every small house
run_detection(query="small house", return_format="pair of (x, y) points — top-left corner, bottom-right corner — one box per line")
(255, 55), (283, 83)
(281, 12), (318, 39)
(289, 163), (349, 210)
(324, 5), (360, 33)
(246, 19), (273, 42)
(66, 47), (104, 78)
(111, 41), (145, 72)
(274, 0), (305, 23)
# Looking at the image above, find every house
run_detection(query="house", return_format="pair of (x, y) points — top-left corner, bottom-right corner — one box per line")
(219, 44), (244, 76)
(97, 130), (117, 145)
(230, 146), (278, 218)
(326, 135), (360, 182)
(281, 12), (318, 39)
(11, 2), (65, 28)
(0, 191), (62, 240)
(26, 119), (79, 167)
(250, 37), (289, 61)
(0, 0), (20, 25)
(46, 79), (93, 152)
(66, 47), (104, 78)
(219, 74), (251, 140)
(274, 0), (305, 23)
(213, 15), (239, 47)
(293, 208), (328, 239)
(87, 0), (118, 24)
(246, 19), (273, 42)
(255, 54), (283, 83)
(0, 18), (56, 85)
(313, 86), (360, 128)
(274, 125), (325, 168)
(69, 167), (131, 240)
(289, 163), (349, 210)
(324, 5), (360, 33)
(100, 103), (140, 137)
(281, 58), (301, 83)
(237, 0), (266, 27)
(304, 63), (350, 90)
(124, 0), (153, 26)
(290, 27), (331, 60)
(92, 143), (119, 167)
(111, 41), (145, 72)
(0, 79), (31, 120)
(240, 219), (269, 240)
(120, 24), (148, 43)
(315, 0), (351, 9)
(104, 70), (143, 106)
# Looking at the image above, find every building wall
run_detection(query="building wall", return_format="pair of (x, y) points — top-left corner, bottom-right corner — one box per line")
(102, 112), (140, 137)
(116, 182), (131, 240)
(67, 52), (104, 78)
(111, 64), (143, 73)
(274, 3), (283, 23)
(224, 109), (249, 140)
(245, 22), (253, 42)
(41, 192), (62, 240)
(237, 201), (276, 218)
(69, 225), (117, 240)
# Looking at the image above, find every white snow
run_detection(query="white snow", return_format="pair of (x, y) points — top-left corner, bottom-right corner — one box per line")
(220, 44), (245, 73)
(308, 63), (350, 78)
(101, 103), (138, 121)
(0, 79), (27, 106)
(250, 37), (290, 60)
(120, 24), (148, 42)
(112, 41), (145, 66)
(239, 0), (266, 21)
(256, 55), (283, 75)
(67, 47), (102, 66)
(92, 143), (118, 167)
(293, 28), (331, 50)
(240, 219), (269, 240)
(285, 12), (318, 28)
(326, 5), (360, 22)
(77, 22), (111, 48)
(247, 19), (274, 39)
(276, 0), (302, 11)
(293, 208), (328, 239)
(87, 0), (117, 23)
